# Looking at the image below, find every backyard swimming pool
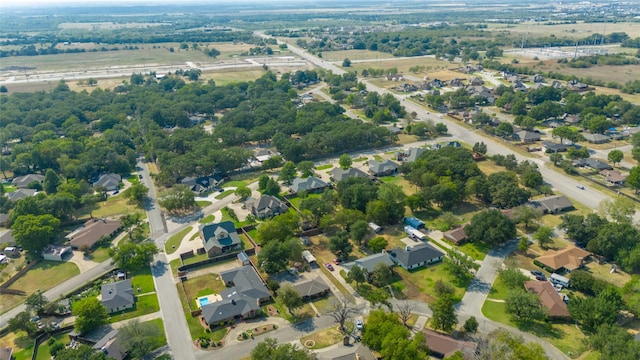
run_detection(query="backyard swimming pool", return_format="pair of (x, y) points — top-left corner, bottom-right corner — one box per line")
(199, 297), (210, 307)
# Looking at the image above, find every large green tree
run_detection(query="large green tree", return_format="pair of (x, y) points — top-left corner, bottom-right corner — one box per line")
(118, 319), (163, 359)
(74, 297), (108, 334)
(278, 284), (303, 314)
(251, 338), (317, 360)
(464, 209), (516, 247)
(11, 214), (61, 256)
(158, 184), (195, 213)
(505, 289), (546, 323)
(109, 241), (158, 272)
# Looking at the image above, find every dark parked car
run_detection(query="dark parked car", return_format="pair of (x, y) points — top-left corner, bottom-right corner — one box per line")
(531, 270), (545, 280)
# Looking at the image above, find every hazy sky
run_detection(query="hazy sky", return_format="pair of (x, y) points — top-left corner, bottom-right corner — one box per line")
(2, 0), (262, 8)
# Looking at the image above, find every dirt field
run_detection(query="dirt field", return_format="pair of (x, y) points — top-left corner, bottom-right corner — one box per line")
(321, 50), (395, 62)
(488, 21), (640, 40)
(58, 22), (168, 30)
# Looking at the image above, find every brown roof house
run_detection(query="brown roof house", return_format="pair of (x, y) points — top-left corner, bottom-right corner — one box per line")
(524, 280), (570, 319)
(600, 169), (628, 185)
(245, 195), (288, 219)
(444, 226), (468, 245)
(66, 218), (122, 250)
(199, 221), (241, 257)
(423, 329), (477, 359)
(535, 246), (591, 273)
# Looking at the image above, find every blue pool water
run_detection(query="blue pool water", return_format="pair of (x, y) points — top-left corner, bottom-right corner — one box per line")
(199, 298), (210, 306)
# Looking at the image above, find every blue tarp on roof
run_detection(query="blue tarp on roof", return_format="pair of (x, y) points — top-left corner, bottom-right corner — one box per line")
(404, 217), (425, 230)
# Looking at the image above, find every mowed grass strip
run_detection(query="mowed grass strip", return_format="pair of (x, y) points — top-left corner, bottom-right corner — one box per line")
(165, 227), (193, 255)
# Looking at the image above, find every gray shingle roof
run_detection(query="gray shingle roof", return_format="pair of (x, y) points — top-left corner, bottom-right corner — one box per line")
(12, 174), (44, 188)
(368, 159), (399, 175)
(406, 147), (427, 162)
(389, 243), (445, 268)
(199, 221), (241, 253)
(330, 167), (369, 182)
(245, 195), (288, 218)
(101, 279), (134, 311)
(202, 266), (270, 324)
(343, 253), (394, 274)
(289, 277), (330, 297)
(531, 195), (573, 213)
(6, 188), (36, 201)
(290, 176), (328, 193)
(93, 173), (121, 189)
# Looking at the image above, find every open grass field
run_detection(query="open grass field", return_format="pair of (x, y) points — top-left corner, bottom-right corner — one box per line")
(514, 61), (640, 89)
(394, 263), (467, 303)
(201, 69), (266, 86)
(348, 56), (453, 75)
(90, 195), (144, 219)
(131, 268), (156, 293)
(321, 49), (395, 62)
(1, 261), (80, 314)
(35, 332), (71, 360)
(487, 22), (640, 40)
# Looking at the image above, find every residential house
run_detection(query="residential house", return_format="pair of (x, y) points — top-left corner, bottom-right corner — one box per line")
(583, 133), (610, 144)
(91, 328), (126, 360)
(524, 281), (570, 319)
(0, 347), (13, 360)
(573, 158), (612, 171)
(320, 344), (377, 360)
(245, 195), (289, 219)
(181, 174), (223, 194)
(443, 226), (467, 245)
(329, 167), (370, 182)
(0, 213), (8, 227)
(535, 246), (592, 273)
(288, 277), (331, 301)
(430, 79), (445, 88)
(42, 245), (72, 261)
(530, 195), (574, 214)
(237, 251), (251, 266)
(101, 279), (134, 314)
(6, 188), (37, 201)
(65, 218), (122, 250)
(467, 86), (496, 105)
(388, 243), (445, 270)
(404, 217), (425, 230)
(469, 77), (484, 86)
(93, 173), (121, 191)
(561, 113), (581, 125)
(513, 81), (528, 92)
(423, 329), (478, 359)
(542, 141), (568, 153)
(201, 265), (271, 326)
(254, 148), (277, 163)
(302, 250), (317, 264)
(533, 74), (545, 83)
(11, 174), (44, 189)
(398, 147), (427, 163)
(200, 221), (242, 257)
(449, 78), (464, 87)
(342, 253), (394, 275)
(386, 74), (404, 81)
(384, 125), (403, 135)
(516, 130), (541, 144)
(289, 176), (328, 194)
(367, 159), (399, 177)
(568, 79), (589, 92)
(551, 80), (564, 89)
(600, 170), (627, 185)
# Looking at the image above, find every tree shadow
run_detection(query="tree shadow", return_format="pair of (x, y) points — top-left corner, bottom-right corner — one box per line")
(517, 320), (563, 340)
(15, 335), (34, 349)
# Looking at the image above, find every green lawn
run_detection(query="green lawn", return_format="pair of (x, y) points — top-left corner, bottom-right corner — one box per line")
(486, 276), (510, 300)
(109, 293), (159, 323)
(165, 227), (192, 255)
(1, 184), (17, 193)
(88, 244), (112, 262)
(131, 268), (156, 293)
(92, 195), (144, 218)
(181, 273), (227, 308)
(176, 283), (209, 341)
(482, 299), (588, 358)
(288, 193), (321, 209)
(170, 258), (182, 276)
(353, 157), (368, 162)
(2, 332), (34, 360)
(190, 232), (200, 241)
(2, 261), (80, 314)
(199, 214), (215, 224)
(182, 253), (209, 266)
(457, 242), (489, 261)
(395, 263), (467, 303)
(215, 190), (234, 199)
(144, 318), (168, 351)
(35, 333), (71, 360)
(315, 164), (333, 171)
(196, 200), (212, 207)
(127, 175), (140, 184)
(223, 180), (248, 188)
